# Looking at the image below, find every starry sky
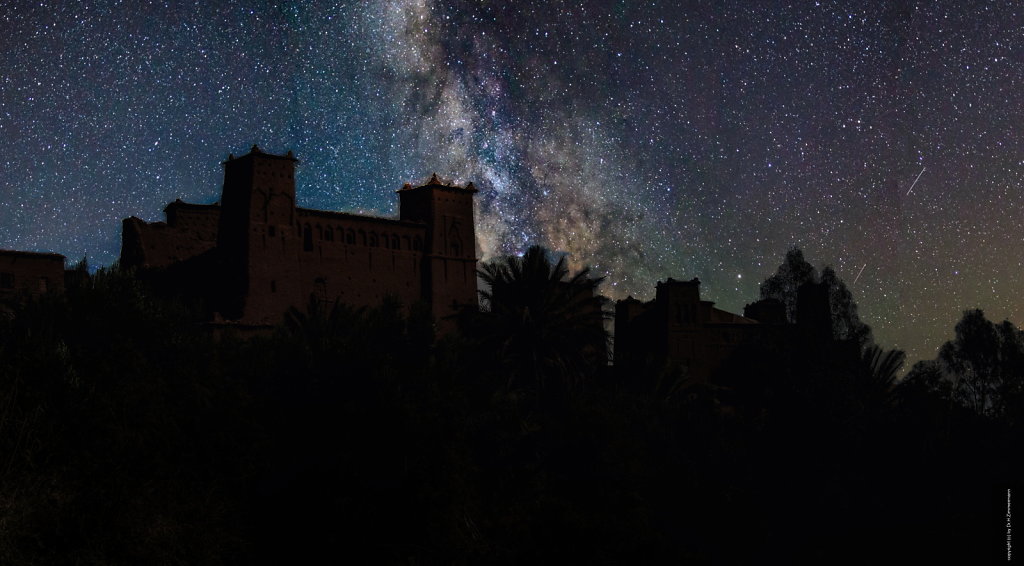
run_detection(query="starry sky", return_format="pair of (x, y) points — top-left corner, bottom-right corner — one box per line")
(2, 0), (1022, 363)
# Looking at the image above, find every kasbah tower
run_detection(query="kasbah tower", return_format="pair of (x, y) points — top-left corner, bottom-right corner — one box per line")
(121, 146), (479, 330)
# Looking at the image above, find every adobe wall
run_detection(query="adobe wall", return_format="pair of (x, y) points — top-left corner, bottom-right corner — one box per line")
(297, 212), (426, 309)
(664, 321), (758, 382)
(121, 203), (220, 269)
(0, 250), (65, 299)
(616, 278), (764, 382)
(237, 209), (430, 324)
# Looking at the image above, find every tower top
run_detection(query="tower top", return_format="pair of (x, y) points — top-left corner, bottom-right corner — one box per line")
(660, 277), (701, 287)
(396, 174), (478, 194)
(223, 145), (299, 164)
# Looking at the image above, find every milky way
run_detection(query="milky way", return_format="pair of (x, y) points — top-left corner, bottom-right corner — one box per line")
(2, 0), (1023, 363)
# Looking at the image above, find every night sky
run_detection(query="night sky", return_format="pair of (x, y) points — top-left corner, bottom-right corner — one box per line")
(2, 0), (1022, 363)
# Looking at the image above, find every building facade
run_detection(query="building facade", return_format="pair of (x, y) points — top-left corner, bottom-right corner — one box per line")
(121, 146), (478, 327)
(0, 250), (66, 302)
(614, 278), (766, 382)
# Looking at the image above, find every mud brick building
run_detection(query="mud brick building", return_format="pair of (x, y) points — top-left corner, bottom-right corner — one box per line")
(614, 277), (766, 382)
(0, 250), (66, 302)
(614, 275), (850, 383)
(121, 146), (478, 328)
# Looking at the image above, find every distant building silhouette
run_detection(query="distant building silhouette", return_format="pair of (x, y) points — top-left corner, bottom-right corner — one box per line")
(121, 146), (478, 328)
(614, 278), (764, 382)
(0, 250), (65, 303)
(614, 277), (848, 381)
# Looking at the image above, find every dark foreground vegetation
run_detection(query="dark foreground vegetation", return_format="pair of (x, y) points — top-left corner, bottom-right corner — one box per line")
(1, 251), (1020, 565)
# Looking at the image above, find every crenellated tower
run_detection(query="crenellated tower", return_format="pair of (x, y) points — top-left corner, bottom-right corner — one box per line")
(398, 173), (479, 324)
(217, 145), (300, 321)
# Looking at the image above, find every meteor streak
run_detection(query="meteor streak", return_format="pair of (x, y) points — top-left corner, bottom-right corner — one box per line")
(905, 167), (926, 196)
(853, 263), (867, 285)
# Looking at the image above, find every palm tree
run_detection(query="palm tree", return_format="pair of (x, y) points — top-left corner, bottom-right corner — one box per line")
(856, 344), (906, 409)
(466, 245), (609, 391)
(282, 294), (364, 373)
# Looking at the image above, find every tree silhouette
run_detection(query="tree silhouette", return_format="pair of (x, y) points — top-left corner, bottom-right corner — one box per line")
(464, 245), (608, 392)
(760, 248), (872, 346)
(820, 266), (872, 346)
(760, 248), (817, 322)
(0, 265), (256, 563)
(902, 309), (1024, 423)
(905, 309), (1024, 419)
(282, 294), (362, 366)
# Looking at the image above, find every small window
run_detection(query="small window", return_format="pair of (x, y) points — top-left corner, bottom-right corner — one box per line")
(0, 272), (13, 289)
(314, 277), (327, 303)
(325, 226), (334, 241)
(392, 235), (400, 249)
(346, 229), (355, 245)
(369, 232), (378, 247)
(413, 236), (422, 251)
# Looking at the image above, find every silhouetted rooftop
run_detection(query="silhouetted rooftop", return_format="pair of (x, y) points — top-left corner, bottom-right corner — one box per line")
(164, 199), (220, 213)
(223, 145), (298, 164)
(0, 249), (66, 260)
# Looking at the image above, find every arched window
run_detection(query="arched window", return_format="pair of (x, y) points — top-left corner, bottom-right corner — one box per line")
(369, 232), (378, 247)
(346, 229), (355, 245)
(412, 236), (422, 251)
(303, 224), (313, 251)
(381, 233), (389, 249)
(392, 235), (400, 249)
(403, 235), (411, 250)
(358, 229), (366, 246)
(316, 224), (323, 240)
(450, 238), (462, 257)
(325, 226), (334, 241)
